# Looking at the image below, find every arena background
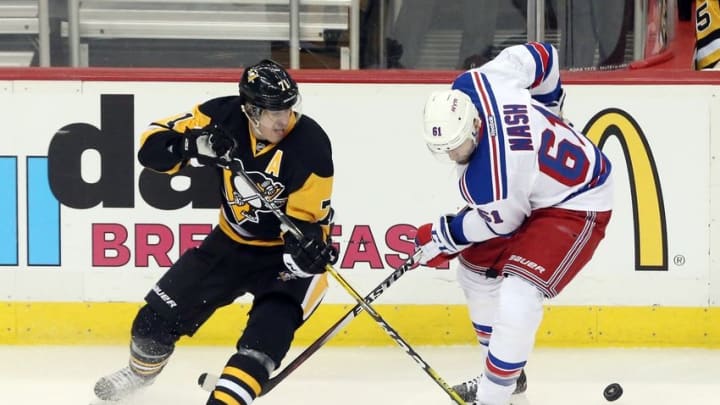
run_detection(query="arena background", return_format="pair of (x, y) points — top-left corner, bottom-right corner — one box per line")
(1, 8), (719, 349)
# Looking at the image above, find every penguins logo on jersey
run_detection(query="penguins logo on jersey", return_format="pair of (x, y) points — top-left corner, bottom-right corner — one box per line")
(225, 170), (286, 224)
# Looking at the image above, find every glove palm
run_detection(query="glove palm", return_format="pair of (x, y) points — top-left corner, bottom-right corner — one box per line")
(179, 124), (236, 166)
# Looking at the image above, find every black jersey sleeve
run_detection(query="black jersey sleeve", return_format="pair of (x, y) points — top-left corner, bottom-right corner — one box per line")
(137, 101), (219, 173)
(284, 117), (334, 236)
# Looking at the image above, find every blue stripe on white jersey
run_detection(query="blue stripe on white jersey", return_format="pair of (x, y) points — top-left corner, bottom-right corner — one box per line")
(525, 42), (553, 87)
(452, 71), (508, 205)
(479, 73), (509, 200)
(450, 209), (471, 244)
(525, 42), (563, 105)
(532, 84), (563, 105)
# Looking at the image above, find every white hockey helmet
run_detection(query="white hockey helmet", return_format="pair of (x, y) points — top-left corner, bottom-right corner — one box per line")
(422, 89), (480, 157)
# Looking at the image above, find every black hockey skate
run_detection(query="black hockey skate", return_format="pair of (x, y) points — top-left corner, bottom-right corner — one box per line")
(514, 368), (527, 394)
(94, 366), (155, 401)
(452, 369), (527, 403)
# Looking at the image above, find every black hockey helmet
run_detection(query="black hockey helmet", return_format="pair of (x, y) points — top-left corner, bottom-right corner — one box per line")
(239, 59), (299, 111)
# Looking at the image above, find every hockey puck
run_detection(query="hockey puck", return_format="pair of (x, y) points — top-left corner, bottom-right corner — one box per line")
(197, 372), (220, 392)
(197, 372), (208, 387)
(603, 383), (623, 401)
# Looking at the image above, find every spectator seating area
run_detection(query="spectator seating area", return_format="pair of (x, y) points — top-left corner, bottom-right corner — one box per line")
(0, 0), (48, 66)
(0, 0), (354, 67)
(62, 0), (354, 67)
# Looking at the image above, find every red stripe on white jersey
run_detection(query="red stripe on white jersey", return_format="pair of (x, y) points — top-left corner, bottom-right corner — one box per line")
(528, 42), (550, 88)
(547, 212), (595, 295)
(485, 357), (522, 378)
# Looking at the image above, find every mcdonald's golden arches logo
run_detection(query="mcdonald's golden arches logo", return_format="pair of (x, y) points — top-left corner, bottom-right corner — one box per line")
(582, 108), (667, 271)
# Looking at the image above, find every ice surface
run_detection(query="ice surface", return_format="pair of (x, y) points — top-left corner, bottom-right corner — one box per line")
(1, 345), (718, 404)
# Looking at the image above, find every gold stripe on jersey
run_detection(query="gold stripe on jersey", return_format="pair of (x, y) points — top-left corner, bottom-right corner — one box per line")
(223, 367), (262, 395)
(286, 173), (333, 231)
(698, 48), (720, 69)
(137, 126), (184, 174)
(218, 214), (283, 247)
(695, 0), (720, 69)
(167, 105), (213, 132)
(249, 113), (297, 158)
(302, 273), (329, 320)
(129, 355), (168, 373)
(213, 391), (241, 405)
(138, 105), (215, 173)
(222, 168), (250, 226)
(138, 125), (167, 147)
(250, 130), (276, 157)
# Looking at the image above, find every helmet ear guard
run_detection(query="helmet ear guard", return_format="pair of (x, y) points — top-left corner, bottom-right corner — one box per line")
(422, 89), (480, 155)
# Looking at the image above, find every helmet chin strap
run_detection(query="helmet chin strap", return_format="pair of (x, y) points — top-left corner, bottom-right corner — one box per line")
(242, 104), (269, 142)
(242, 103), (296, 145)
(248, 124), (270, 154)
(250, 123), (267, 141)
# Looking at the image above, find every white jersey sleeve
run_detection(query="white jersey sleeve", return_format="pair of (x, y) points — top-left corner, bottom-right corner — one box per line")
(446, 42), (613, 245)
(474, 42), (564, 113)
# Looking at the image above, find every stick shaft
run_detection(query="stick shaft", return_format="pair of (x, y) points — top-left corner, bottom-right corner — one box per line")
(198, 253), (420, 395)
(262, 251), (419, 395)
(222, 158), (465, 404)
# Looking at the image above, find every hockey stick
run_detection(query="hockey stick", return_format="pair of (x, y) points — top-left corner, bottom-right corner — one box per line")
(197, 249), (422, 395)
(216, 158), (466, 405)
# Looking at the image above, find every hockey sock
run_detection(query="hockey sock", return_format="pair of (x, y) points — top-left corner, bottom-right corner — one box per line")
(206, 350), (271, 405)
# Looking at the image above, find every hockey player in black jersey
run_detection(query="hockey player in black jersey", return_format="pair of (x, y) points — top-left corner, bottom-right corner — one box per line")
(93, 59), (337, 404)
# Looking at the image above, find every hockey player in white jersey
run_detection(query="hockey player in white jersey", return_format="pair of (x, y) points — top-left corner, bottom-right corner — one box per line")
(414, 42), (613, 405)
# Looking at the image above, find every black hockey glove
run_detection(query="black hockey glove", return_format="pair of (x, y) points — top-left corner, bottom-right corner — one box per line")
(282, 223), (338, 279)
(179, 124), (236, 166)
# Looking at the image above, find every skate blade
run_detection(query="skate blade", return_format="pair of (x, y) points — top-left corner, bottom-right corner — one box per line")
(509, 392), (531, 405)
(88, 391), (141, 405)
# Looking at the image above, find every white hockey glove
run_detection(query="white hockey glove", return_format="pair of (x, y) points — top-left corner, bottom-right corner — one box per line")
(414, 215), (470, 267)
(179, 124), (236, 167)
(544, 88), (566, 118)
